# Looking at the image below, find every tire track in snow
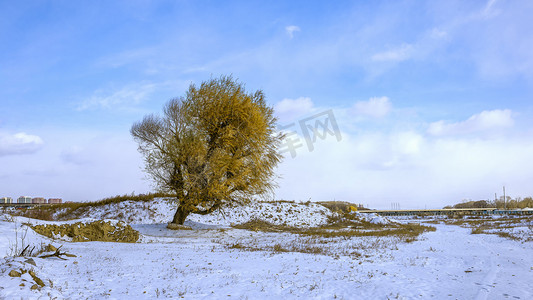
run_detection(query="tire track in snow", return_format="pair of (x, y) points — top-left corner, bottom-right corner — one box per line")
(474, 236), (499, 300)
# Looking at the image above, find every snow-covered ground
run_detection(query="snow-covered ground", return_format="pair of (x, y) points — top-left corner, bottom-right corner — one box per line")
(52, 199), (333, 227)
(1, 202), (532, 299)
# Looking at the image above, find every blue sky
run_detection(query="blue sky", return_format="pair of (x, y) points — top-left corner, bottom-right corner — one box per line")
(1, 0), (533, 208)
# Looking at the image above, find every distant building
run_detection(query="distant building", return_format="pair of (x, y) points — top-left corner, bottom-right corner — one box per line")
(48, 198), (62, 204)
(17, 196), (32, 204)
(0, 197), (13, 204)
(32, 197), (47, 204)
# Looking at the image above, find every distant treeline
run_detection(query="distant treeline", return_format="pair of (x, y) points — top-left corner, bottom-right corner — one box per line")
(445, 197), (533, 209)
(317, 201), (370, 213)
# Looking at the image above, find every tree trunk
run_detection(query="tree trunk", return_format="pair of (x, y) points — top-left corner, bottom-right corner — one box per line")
(171, 205), (190, 225)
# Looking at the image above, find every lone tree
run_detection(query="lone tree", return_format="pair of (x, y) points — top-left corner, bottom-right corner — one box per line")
(131, 76), (283, 226)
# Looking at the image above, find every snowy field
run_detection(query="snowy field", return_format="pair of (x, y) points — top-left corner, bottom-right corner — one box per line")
(1, 201), (532, 299)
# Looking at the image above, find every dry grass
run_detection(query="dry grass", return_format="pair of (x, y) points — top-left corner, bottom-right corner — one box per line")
(262, 199), (298, 205)
(317, 201), (369, 213)
(444, 216), (533, 242)
(232, 218), (295, 232)
(14, 208), (55, 221)
(470, 226), (487, 234)
(222, 213), (435, 258)
(220, 230), (404, 259)
(444, 215), (529, 226)
(225, 238), (328, 255)
(233, 216), (435, 240)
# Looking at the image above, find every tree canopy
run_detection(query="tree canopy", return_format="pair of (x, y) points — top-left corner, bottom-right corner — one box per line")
(131, 76), (283, 225)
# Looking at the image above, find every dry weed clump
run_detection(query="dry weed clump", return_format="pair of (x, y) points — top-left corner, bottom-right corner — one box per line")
(233, 218), (297, 232)
(31, 220), (139, 243)
(470, 226), (487, 234)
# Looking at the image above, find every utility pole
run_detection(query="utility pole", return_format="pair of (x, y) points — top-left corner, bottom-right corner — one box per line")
(503, 186), (506, 210)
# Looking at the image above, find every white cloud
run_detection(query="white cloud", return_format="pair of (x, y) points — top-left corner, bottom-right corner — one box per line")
(274, 97), (314, 123)
(371, 44), (414, 62)
(285, 25), (300, 39)
(0, 131), (44, 156)
(352, 97), (392, 118)
(275, 126), (533, 209)
(0, 129), (150, 202)
(77, 82), (158, 111)
(393, 131), (424, 156)
(428, 109), (514, 136)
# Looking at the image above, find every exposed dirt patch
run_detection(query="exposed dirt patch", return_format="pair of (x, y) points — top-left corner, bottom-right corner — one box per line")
(166, 223), (193, 230)
(31, 220), (139, 243)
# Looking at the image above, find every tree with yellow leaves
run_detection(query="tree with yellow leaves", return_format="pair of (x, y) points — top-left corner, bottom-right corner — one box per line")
(131, 76), (283, 226)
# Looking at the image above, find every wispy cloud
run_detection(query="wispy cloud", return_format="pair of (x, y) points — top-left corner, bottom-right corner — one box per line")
(285, 25), (300, 39)
(352, 97), (392, 118)
(275, 97), (314, 123)
(96, 47), (157, 69)
(371, 44), (414, 62)
(0, 131), (44, 156)
(364, 0), (533, 82)
(482, 0), (501, 18)
(369, 25), (451, 68)
(422, 0), (533, 80)
(76, 82), (158, 111)
(428, 109), (514, 136)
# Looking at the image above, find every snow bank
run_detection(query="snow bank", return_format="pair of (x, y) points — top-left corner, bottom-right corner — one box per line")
(354, 212), (399, 225)
(60, 199), (333, 227)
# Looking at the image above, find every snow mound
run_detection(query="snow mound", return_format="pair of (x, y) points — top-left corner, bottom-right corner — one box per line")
(53, 200), (177, 225)
(355, 212), (399, 225)
(60, 199), (333, 227)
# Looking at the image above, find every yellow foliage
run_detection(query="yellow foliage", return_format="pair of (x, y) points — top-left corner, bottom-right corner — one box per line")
(131, 76), (284, 224)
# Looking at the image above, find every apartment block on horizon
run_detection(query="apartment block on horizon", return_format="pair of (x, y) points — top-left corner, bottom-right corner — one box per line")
(17, 196), (32, 204)
(0, 197), (13, 204)
(48, 198), (62, 204)
(32, 197), (47, 204)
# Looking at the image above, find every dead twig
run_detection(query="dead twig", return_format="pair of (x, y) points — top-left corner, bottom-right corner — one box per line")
(39, 245), (76, 260)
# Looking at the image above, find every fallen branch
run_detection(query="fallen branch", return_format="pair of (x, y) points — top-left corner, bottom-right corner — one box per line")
(39, 246), (76, 260)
